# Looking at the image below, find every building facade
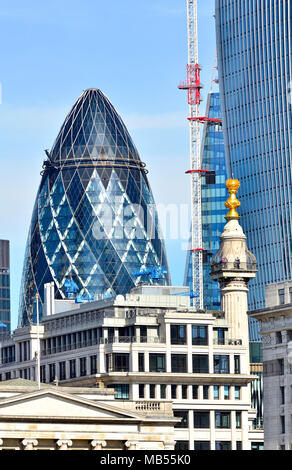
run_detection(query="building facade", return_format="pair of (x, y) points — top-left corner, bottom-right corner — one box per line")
(215, 0), (292, 315)
(0, 285), (261, 450)
(0, 378), (178, 451)
(19, 89), (170, 327)
(184, 91), (227, 310)
(250, 280), (292, 450)
(0, 240), (10, 333)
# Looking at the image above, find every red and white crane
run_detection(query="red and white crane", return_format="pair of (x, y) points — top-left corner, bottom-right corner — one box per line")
(179, 1), (221, 310)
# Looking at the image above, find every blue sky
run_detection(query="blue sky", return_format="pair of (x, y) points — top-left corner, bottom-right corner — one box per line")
(0, 0), (217, 329)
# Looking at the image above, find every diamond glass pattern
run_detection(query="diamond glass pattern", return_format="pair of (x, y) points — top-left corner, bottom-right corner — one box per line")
(18, 89), (171, 326)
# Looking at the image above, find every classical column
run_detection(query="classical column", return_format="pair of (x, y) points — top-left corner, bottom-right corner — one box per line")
(22, 439), (38, 450)
(164, 440), (176, 450)
(0, 439), (3, 450)
(91, 440), (107, 450)
(56, 439), (73, 450)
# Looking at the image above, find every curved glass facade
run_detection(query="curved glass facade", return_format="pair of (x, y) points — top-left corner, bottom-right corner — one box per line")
(184, 92), (227, 310)
(216, 0), (292, 320)
(19, 89), (170, 326)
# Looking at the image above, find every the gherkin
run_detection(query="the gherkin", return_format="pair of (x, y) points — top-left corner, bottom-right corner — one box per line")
(19, 89), (171, 326)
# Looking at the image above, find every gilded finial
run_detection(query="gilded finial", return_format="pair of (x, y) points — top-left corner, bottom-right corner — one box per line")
(225, 179), (241, 220)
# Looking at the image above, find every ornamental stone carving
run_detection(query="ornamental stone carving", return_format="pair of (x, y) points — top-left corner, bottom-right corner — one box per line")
(22, 439), (38, 450)
(91, 440), (107, 450)
(56, 439), (73, 450)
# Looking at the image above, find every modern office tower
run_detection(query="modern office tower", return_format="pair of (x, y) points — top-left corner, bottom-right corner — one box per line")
(0, 241), (10, 333)
(215, 0), (292, 315)
(19, 89), (170, 327)
(184, 91), (227, 310)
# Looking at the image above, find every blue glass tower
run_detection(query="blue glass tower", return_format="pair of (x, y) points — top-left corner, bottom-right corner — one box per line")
(184, 92), (227, 310)
(0, 240), (10, 332)
(19, 89), (171, 326)
(216, 0), (292, 319)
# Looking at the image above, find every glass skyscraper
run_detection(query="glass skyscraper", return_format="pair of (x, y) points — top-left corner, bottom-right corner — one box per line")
(215, 0), (292, 321)
(184, 92), (227, 310)
(19, 89), (170, 326)
(0, 240), (10, 333)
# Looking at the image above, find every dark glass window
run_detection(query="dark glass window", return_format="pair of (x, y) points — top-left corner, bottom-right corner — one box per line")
(171, 325), (187, 345)
(215, 441), (231, 451)
(90, 355), (97, 374)
(113, 384), (129, 400)
(214, 385), (219, 399)
(70, 359), (76, 378)
(49, 363), (56, 382)
(182, 385), (188, 399)
(203, 385), (209, 399)
(192, 325), (208, 345)
(59, 361), (66, 381)
(234, 355), (241, 374)
(80, 357), (87, 376)
(150, 384), (156, 399)
(139, 384), (145, 399)
(171, 354), (187, 373)
(236, 442), (242, 451)
(106, 354), (130, 372)
(175, 441), (189, 450)
(171, 385), (177, 399)
(214, 355), (230, 374)
(194, 441), (210, 451)
(174, 410), (189, 428)
(194, 411), (210, 428)
(160, 384), (166, 399)
(138, 353), (144, 372)
(215, 412), (231, 429)
(224, 385), (230, 400)
(149, 354), (166, 372)
(192, 385), (198, 399)
(236, 411), (242, 429)
(279, 289), (285, 305)
(193, 354), (209, 373)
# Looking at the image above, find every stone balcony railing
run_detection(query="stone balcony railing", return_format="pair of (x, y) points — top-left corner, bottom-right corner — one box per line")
(213, 338), (243, 346)
(115, 400), (173, 416)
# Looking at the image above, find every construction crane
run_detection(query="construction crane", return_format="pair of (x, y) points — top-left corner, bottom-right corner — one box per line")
(179, 1), (222, 310)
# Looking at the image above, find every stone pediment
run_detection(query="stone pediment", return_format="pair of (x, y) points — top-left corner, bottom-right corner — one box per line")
(0, 389), (140, 421)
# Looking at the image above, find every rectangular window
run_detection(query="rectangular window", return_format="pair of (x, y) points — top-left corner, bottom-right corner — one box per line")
(192, 325), (208, 345)
(113, 384), (129, 400)
(106, 354), (130, 372)
(59, 361), (66, 381)
(175, 441), (189, 450)
(216, 441), (231, 451)
(90, 355), (97, 375)
(236, 442), (242, 451)
(138, 353), (144, 372)
(171, 325), (187, 345)
(174, 410), (189, 428)
(70, 359), (76, 378)
(149, 384), (156, 399)
(289, 287), (292, 303)
(279, 288), (285, 305)
(194, 411), (210, 429)
(234, 355), (241, 374)
(215, 411), (231, 429)
(224, 385), (230, 400)
(40, 365), (46, 383)
(80, 357), (87, 376)
(234, 386), (241, 400)
(194, 441), (210, 451)
(138, 384), (145, 399)
(49, 363), (56, 383)
(171, 354), (187, 373)
(236, 411), (242, 429)
(279, 359), (285, 376)
(280, 386), (285, 405)
(203, 385), (209, 399)
(171, 385), (177, 399)
(192, 385), (198, 399)
(149, 354), (166, 373)
(214, 385), (219, 400)
(160, 384), (166, 399)
(214, 355), (230, 374)
(193, 354), (209, 373)
(182, 385), (188, 399)
(281, 416), (285, 434)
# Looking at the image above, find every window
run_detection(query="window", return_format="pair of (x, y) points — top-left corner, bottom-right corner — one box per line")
(203, 385), (209, 399)
(214, 355), (230, 374)
(214, 385), (219, 399)
(234, 386), (241, 400)
(171, 354), (187, 373)
(69, 359), (76, 378)
(90, 355), (97, 375)
(278, 359), (284, 376)
(192, 325), (208, 345)
(171, 385), (177, 399)
(289, 287), (292, 303)
(194, 411), (210, 428)
(192, 385), (198, 399)
(193, 355), (209, 373)
(194, 441), (210, 451)
(215, 328), (226, 345)
(149, 354), (166, 372)
(160, 384), (166, 399)
(236, 442), (242, 451)
(138, 353), (144, 372)
(234, 355), (241, 374)
(49, 363), (56, 382)
(215, 411), (231, 428)
(59, 361), (66, 381)
(171, 325), (186, 345)
(224, 386), (230, 400)
(174, 410), (189, 428)
(40, 365), (46, 383)
(175, 441), (189, 450)
(281, 416), (285, 434)
(236, 411), (242, 429)
(150, 384), (156, 399)
(280, 386), (285, 405)
(113, 384), (129, 400)
(279, 288), (285, 305)
(80, 357), (87, 376)
(106, 354), (130, 372)
(215, 441), (231, 451)
(138, 384), (145, 399)
(182, 385), (188, 399)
